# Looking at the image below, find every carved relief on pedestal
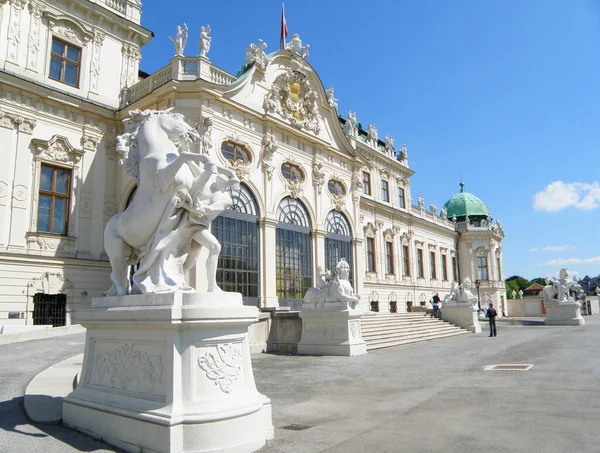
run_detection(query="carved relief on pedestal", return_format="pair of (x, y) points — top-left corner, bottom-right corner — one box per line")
(263, 69), (321, 134)
(89, 342), (165, 400)
(197, 342), (243, 394)
(28, 271), (72, 294)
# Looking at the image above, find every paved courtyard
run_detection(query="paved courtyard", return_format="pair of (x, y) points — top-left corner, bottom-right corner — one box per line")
(3, 318), (600, 452)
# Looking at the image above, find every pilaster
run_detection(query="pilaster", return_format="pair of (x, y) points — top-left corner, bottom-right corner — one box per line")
(260, 217), (279, 308)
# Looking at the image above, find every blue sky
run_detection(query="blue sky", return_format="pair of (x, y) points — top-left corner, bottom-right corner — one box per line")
(138, 0), (600, 281)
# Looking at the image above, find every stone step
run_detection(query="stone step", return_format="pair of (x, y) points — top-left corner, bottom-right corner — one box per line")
(360, 313), (469, 350)
(361, 324), (463, 337)
(367, 331), (469, 350)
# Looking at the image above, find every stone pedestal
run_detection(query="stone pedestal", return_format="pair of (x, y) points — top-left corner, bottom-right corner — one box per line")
(297, 301), (367, 356)
(441, 303), (481, 333)
(63, 292), (273, 453)
(544, 302), (585, 326)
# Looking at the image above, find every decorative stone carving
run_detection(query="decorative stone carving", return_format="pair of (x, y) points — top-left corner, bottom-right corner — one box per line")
(92, 343), (165, 397)
(32, 135), (83, 164)
(325, 86), (338, 109)
(81, 135), (100, 152)
(197, 342), (242, 394)
(367, 124), (378, 144)
(26, 1), (43, 71)
(120, 44), (141, 89)
(375, 219), (384, 230)
(90, 30), (105, 92)
(169, 23), (188, 57)
(29, 270), (72, 294)
(332, 194), (345, 212)
(429, 204), (437, 214)
(312, 160), (325, 194)
(263, 69), (321, 134)
(343, 111), (357, 137)
(7, 0), (27, 62)
(261, 131), (278, 180)
(285, 33), (309, 59)
(245, 39), (268, 69)
(227, 159), (249, 181)
(105, 109), (240, 296)
(383, 228), (394, 242)
(199, 25), (211, 57)
(476, 246), (489, 257)
(286, 178), (303, 199)
(417, 195), (425, 209)
(304, 259), (360, 309)
(400, 231), (412, 245)
(363, 222), (376, 238)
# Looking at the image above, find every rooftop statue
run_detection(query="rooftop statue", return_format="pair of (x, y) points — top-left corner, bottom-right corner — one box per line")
(199, 25), (211, 57)
(543, 268), (584, 305)
(367, 123), (378, 143)
(169, 23), (188, 57)
(245, 39), (268, 69)
(286, 33), (310, 59)
(304, 258), (360, 309)
(384, 135), (394, 155)
(106, 108), (240, 296)
(343, 111), (357, 137)
(325, 86), (338, 109)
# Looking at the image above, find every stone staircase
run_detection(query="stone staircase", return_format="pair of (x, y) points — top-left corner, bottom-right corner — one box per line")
(360, 312), (470, 350)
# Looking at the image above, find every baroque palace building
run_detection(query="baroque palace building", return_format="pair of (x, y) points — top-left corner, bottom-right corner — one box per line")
(0, 0), (506, 333)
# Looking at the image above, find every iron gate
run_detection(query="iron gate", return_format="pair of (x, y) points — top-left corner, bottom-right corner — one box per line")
(33, 293), (66, 326)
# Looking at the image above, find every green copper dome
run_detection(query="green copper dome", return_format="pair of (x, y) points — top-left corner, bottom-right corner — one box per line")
(444, 182), (490, 219)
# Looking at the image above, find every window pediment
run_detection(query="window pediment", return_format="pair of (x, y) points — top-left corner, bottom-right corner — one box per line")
(32, 135), (84, 165)
(45, 12), (93, 44)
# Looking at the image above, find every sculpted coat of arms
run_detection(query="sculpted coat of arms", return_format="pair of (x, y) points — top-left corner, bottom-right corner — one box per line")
(263, 69), (321, 134)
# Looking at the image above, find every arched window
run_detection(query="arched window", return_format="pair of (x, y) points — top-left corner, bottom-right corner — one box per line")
(276, 197), (312, 309)
(212, 183), (260, 306)
(281, 162), (304, 182)
(324, 211), (353, 285)
(327, 179), (346, 196)
(220, 141), (251, 163)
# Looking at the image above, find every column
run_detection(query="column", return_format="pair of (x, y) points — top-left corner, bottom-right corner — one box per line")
(0, 115), (17, 246)
(314, 229), (325, 275)
(8, 115), (36, 250)
(260, 217), (279, 308)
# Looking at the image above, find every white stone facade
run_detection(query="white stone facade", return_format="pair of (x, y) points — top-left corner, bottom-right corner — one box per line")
(0, 1), (506, 329)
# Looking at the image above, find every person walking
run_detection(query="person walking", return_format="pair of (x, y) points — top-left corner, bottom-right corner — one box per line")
(432, 293), (441, 318)
(487, 302), (497, 337)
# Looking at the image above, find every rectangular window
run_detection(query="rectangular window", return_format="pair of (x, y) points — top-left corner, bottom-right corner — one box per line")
(385, 241), (394, 274)
(381, 180), (389, 202)
(398, 187), (406, 208)
(38, 164), (71, 235)
(417, 248), (424, 278)
(367, 237), (376, 272)
(430, 251), (437, 279)
(49, 37), (81, 87)
(452, 255), (459, 281)
(477, 256), (489, 280)
(362, 171), (371, 195)
(402, 245), (410, 277)
(442, 254), (448, 281)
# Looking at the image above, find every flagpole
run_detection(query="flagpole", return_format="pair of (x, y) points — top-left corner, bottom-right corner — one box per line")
(280, 2), (287, 50)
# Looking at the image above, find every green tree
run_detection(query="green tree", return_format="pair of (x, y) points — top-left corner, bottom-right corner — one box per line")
(505, 276), (530, 292)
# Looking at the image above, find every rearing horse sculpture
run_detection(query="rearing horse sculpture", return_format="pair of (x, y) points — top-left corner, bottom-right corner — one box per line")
(104, 109), (239, 296)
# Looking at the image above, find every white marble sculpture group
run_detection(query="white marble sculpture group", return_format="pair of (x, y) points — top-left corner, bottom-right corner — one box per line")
(169, 23), (211, 57)
(105, 108), (240, 296)
(543, 268), (584, 305)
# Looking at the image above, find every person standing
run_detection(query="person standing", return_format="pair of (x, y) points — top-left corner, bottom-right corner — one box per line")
(432, 293), (441, 318)
(487, 303), (497, 337)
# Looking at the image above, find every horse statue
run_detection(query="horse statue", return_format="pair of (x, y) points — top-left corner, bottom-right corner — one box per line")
(105, 108), (240, 296)
(304, 258), (360, 309)
(543, 268), (584, 305)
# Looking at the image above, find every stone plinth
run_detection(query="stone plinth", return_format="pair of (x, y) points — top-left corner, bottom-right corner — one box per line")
(441, 303), (481, 333)
(62, 292), (273, 453)
(297, 301), (367, 356)
(544, 302), (585, 326)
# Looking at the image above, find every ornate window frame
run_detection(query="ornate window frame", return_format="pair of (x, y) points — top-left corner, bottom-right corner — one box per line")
(43, 12), (93, 94)
(27, 135), (83, 256)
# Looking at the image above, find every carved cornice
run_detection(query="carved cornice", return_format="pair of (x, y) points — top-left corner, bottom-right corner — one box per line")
(0, 112), (37, 133)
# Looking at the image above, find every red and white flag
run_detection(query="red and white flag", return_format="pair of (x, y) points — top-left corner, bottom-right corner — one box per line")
(280, 3), (289, 49)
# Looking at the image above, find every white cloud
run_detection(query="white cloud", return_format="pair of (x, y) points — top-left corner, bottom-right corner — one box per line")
(529, 245), (575, 252)
(533, 181), (600, 212)
(539, 256), (600, 266)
